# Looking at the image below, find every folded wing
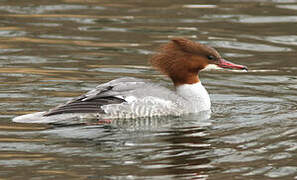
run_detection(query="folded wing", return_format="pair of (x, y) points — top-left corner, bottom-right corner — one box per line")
(44, 77), (148, 116)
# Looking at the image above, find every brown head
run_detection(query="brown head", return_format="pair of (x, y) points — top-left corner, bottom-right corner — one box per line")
(150, 38), (247, 86)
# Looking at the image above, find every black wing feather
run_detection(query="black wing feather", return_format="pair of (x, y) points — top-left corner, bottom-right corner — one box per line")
(44, 96), (125, 116)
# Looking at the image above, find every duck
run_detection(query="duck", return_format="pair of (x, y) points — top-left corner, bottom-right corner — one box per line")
(13, 38), (247, 123)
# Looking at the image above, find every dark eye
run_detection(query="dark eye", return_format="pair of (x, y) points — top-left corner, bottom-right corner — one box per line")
(207, 55), (215, 60)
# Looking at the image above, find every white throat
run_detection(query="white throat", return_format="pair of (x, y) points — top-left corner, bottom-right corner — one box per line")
(176, 82), (211, 112)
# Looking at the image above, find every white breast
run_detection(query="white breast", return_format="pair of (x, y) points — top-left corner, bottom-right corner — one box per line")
(176, 82), (211, 112)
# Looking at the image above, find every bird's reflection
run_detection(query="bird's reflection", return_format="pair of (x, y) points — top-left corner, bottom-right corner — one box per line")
(35, 111), (214, 178)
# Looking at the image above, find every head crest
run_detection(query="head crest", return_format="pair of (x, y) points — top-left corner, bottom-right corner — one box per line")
(171, 38), (220, 57)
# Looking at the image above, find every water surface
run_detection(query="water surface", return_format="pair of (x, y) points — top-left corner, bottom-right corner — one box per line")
(0, 0), (297, 179)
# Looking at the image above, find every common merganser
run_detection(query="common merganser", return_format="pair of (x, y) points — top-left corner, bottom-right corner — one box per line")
(13, 38), (247, 123)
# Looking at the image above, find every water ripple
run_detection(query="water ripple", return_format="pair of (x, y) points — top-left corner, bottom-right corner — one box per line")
(235, 16), (297, 23)
(0, 0), (296, 179)
(211, 40), (292, 52)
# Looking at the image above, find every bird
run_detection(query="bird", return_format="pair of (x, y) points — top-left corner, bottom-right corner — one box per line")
(13, 38), (247, 123)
